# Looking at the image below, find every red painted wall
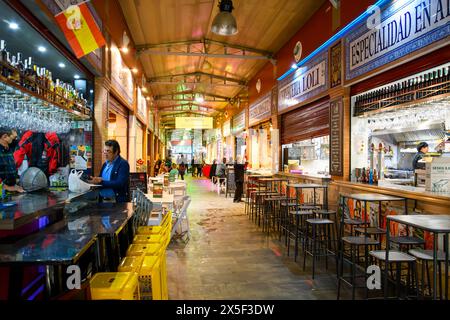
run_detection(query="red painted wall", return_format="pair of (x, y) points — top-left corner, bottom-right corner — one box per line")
(249, 0), (377, 105)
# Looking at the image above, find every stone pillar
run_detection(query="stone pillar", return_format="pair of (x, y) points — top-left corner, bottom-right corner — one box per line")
(93, 77), (111, 176)
(128, 114), (137, 172)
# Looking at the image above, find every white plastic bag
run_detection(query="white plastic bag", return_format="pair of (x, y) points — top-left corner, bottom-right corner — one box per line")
(68, 169), (92, 193)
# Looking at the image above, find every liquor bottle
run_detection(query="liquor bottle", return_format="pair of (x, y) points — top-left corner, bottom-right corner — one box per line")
(435, 69), (442, 94)
(369, 169), (374, 185)
(0, 40), (7, 78)
(373, 168), (378, 185)
(16, 52), (25, 86)
(361, 167), (367, 183)
(0, 40), (6, 62)
(9, 55), (20, 83)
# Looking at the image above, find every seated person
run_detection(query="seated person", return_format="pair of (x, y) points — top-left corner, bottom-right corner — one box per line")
(215, 157), (227, 178)
(169, 163), (178, 182)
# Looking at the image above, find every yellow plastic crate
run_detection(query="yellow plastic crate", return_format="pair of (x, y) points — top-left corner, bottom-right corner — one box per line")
(126, 243), (163, 257)
(118, 255), (144, 273)
(138, 255), (162, 300)
(159, 252), (168, 300)
(137, 212), (173, 236)
(133, 234), (163, 244)
(89, 272), (139, 300)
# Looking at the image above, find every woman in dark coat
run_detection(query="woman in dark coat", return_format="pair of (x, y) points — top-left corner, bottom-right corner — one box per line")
(233, 156), (245, 202)
(209, 159), (217, 181)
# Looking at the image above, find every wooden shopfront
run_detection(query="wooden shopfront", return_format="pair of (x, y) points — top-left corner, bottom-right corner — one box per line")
(327, 0), (450, 215)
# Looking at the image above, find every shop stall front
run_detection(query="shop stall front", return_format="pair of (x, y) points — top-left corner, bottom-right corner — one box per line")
(330, 0), (450, 215)
(232, 109), (246, 162)
(222, 119), (233, 163)
(247, 91), (277, 175)
(275, 50), (331, 185)
(0, 0), (107, 300)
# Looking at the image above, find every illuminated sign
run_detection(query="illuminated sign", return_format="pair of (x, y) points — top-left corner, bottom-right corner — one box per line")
(222, 120), (231, 137)
(278, 51), (328, 112)
(346, 0), (450, 80)
(249, 93), (271, 126)
(175, 117), (213, 129)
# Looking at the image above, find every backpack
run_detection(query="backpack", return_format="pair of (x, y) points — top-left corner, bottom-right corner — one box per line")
(14, 131), (60, 176)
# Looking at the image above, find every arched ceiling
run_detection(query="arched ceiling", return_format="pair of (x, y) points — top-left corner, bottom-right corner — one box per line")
(118, 0), (325, 128)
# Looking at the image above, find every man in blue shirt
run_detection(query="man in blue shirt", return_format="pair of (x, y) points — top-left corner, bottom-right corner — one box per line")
(89, 140), (130, 203)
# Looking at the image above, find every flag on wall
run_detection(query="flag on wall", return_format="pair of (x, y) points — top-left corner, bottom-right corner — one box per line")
(55, 2), (106, 59)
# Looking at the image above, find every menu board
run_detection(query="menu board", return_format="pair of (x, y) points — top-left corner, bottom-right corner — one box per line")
(153, 182), (163, 198)
(129, 172), (148, 193)
(163, 174), (170, 187)
(329, 98), (343, 176)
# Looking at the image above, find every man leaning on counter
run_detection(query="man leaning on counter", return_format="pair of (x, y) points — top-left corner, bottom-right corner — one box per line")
(0, 127), (24, 193)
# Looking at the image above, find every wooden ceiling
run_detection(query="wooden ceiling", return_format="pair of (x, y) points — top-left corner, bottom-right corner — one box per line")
(118, 0), (325, 125)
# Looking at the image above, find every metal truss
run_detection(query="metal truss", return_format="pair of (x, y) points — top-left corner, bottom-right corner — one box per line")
(136, 38), (276, 65)
(147, 71), (247, 88)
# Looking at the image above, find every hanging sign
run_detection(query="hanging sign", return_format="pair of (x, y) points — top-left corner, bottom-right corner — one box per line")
(110, 42), (134, 106)
(249, 92), (271, 127)
(137, 87), (147, 123)
(176, 117), (213, 129)
(345, 0), (450, 81)
(222, 120), (231, 137)
(278, 51), (328, 112)
(232, 110), (246, 134)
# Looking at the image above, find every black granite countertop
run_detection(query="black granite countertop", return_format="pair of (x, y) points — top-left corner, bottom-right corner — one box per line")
(0, 202), (134, 265)
(0, 189), (94, 230)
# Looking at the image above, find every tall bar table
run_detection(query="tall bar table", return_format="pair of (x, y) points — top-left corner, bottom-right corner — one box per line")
(385, 214), (450, 300)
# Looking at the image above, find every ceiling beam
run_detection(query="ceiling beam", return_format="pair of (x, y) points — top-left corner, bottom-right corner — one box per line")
(158, 103), (217, 111)
(136, 38), (276, 65)
(147, 71), (247, 88)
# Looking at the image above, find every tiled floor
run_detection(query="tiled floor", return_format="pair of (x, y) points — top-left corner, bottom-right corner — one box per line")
(167, 176), (360, 300)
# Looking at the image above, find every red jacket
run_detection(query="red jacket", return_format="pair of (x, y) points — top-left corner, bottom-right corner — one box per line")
(13, 131), (60, 175)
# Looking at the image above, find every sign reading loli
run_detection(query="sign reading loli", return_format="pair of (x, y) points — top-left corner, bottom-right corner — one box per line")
(346, 0), (450, 81)
(278, 51), (328, 112)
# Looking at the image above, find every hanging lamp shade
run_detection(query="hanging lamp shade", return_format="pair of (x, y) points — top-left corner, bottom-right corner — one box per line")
(211, 0), (238, 36)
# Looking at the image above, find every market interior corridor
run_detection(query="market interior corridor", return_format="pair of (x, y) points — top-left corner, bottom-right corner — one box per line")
(166, 175), (358, 300)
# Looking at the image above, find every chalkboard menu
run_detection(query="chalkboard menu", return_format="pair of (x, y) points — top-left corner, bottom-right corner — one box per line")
(329, 99), (343, 176)
(129, 172), (148, 194)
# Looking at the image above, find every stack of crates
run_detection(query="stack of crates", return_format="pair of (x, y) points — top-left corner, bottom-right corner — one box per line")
(89, 211), (172, 300)
(89, 272), (140, 300)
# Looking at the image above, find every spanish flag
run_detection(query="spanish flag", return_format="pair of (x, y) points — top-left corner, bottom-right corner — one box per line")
(55, 2), (105, 59)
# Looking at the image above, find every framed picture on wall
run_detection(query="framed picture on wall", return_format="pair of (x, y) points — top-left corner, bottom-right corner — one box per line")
(330, 41), (342, 88)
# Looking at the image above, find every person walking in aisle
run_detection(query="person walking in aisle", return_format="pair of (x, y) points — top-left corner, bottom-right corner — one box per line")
(178, 162), (186, 180)
(191, 156), (196, 177)
(233, 156), (245, 203)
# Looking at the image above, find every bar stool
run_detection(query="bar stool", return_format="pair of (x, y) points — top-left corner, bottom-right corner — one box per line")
(303, 218), (337, 279)
(408, 248), (449, 299)
(369, 250), (419, 300)
(260, 178), (289, 235)
(286, 206), (316, 262)
(336, 236), (380, 299)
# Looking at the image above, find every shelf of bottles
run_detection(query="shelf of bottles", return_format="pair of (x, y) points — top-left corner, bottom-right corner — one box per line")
(0, 40), (91, 120)
(354, 66), (450, 117)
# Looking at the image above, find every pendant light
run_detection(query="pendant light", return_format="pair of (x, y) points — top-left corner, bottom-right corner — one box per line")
(211, 0), (238, 36)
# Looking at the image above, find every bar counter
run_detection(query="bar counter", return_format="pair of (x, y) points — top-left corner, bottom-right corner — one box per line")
(0, 190), (94, 231)
(0, 201), (134, 299)
(329, 180), (450, 214)
(275, 172), (332, 184)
